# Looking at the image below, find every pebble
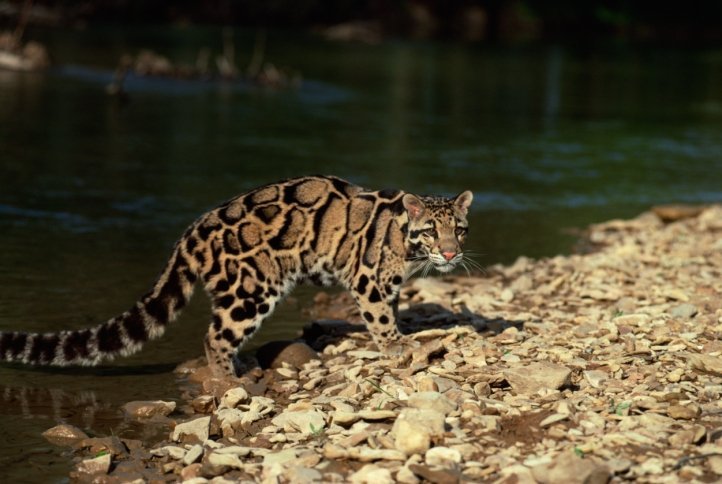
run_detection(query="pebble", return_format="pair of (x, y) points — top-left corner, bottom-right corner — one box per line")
(350, 464), (394, 484)
(183, 444), (204, 465)
(271, 409), (326, 435)
(531, 450), (609, 484)
(407, 391), (457, 415)
(73, 453), (112, 477)
(219, 387), (249, 409)
(207, 451), (244, 469)
(425, 446), (462, 466)
(667, 403), (701, 420)
(504, 362), (572, 394)
(670, 303), (698, 319)
(171, 416), (210, 443)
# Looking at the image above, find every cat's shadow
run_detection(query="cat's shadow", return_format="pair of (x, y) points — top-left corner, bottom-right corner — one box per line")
(300, 302), (525, 353)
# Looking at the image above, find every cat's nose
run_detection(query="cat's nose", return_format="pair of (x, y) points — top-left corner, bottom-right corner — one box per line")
(442, 251), (456, 261)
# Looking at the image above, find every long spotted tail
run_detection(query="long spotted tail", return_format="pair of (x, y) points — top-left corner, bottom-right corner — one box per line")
(0, 243), (198, 367)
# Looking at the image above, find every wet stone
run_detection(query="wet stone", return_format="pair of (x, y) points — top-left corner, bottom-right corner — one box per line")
(42, 424), (89, 447)
(122, 400), (176, 419)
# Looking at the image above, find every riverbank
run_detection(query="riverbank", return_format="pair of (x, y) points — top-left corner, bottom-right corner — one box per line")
(45, 204), (722, 483)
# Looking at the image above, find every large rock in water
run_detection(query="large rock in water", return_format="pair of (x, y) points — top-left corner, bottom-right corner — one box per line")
(42, 424), (89, 446)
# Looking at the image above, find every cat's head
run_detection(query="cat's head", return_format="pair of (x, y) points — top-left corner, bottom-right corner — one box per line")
(403, 190), (473, 274)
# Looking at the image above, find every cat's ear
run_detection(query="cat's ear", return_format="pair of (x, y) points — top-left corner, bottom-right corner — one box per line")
(403, 194), (426, 220)
(454, 190), (473, 216)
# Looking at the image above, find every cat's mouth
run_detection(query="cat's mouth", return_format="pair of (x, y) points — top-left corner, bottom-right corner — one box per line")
(429, 253), (459, 273)
(434, 262), (456, 273)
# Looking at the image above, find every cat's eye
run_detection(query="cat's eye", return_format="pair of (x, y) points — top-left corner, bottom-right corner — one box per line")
(421, 228), (436, 238)
(455, 227), (467, 236)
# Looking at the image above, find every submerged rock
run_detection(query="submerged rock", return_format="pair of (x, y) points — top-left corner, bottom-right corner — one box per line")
(122, 400), (176, 419)
(42, 424), (89, 447)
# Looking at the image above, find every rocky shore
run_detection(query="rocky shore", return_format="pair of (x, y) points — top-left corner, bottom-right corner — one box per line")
(44, 205), (722, 483)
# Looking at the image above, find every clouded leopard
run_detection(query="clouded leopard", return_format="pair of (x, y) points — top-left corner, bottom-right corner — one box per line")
(0, 176), (473, 376)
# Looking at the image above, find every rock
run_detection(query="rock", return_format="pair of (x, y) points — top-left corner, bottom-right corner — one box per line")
(76, 436), (128, 458)
(689, 354), (722, 376)
(263, 448), (298, 467)
(670, 304), (698, 319)
(347, 350), (384, 359)
(191, 395), (215, 413)
(284, 466), (324, 483)
(417, 377), (439, 392)
(171, 416), (211, 443)
(709, 455), (722, 475)
(150, 445), (187, 460)
(332, 411), (360, 426)
(652, 204), (705, 222)
(181, 463), (203, 481)
(216, 408), (245, 436)
(207, 451), (244, 470)
(667, 403), (701, 420)
(355, 448), (406, 461)
(392, 408), (446, 455)
(504, 362), (572, 394)
(73, 453), (112, 477)
(122, 400), (176, 419)
(614, 297), (637, 314)
(425, 447), (462, 466)
(255, 340), (320, 369)
(42, 424), (89, 446)
(271, 409), (326, 435)
(407, 392), (458, 415)
(498, 464), (537, 484)
(358, 409), (397, 420)
(539, 413), (569, 427)
(407, 464), (461, 484)
(393, 418), (431, 455)
(633, 458), (664, 476)
(583, 370), (608, 389)
(219, 387), (249, 408)
(511, 275), (533, 292)
(350, 464), (394, 484)
(397, 465), (421, 484)
(183, 444), (204, 465)
(531, 451), (609, 484)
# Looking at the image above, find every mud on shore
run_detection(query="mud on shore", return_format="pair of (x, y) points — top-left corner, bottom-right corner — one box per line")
(44, 205), (722, 483)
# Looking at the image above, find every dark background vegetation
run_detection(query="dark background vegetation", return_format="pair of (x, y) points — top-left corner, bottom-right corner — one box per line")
(2, 0), (721, 43)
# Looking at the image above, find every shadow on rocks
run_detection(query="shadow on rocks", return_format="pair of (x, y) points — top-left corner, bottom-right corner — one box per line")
(300, 302), (525, 353)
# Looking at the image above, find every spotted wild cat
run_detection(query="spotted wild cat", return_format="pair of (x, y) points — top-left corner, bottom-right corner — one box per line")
(0, 176), (473, 376)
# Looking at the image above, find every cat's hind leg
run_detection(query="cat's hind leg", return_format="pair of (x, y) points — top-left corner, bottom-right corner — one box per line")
(205, 293), (281, 377)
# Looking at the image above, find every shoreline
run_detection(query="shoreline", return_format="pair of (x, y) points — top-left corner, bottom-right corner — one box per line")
(44, 204), (722, 482)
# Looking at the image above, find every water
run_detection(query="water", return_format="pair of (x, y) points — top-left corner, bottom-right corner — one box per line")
(1, 26), (721, 481)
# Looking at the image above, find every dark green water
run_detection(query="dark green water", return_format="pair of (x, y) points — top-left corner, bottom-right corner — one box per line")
(1, 26), (721, 481)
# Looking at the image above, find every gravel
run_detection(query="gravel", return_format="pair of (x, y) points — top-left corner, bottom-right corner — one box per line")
(44, 204), (722, 483)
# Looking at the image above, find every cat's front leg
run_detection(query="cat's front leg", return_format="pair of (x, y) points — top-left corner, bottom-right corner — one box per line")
(353, 283), (413, 354)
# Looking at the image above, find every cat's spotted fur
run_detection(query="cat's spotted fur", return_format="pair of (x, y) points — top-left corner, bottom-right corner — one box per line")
(0, 176), (473, 376)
